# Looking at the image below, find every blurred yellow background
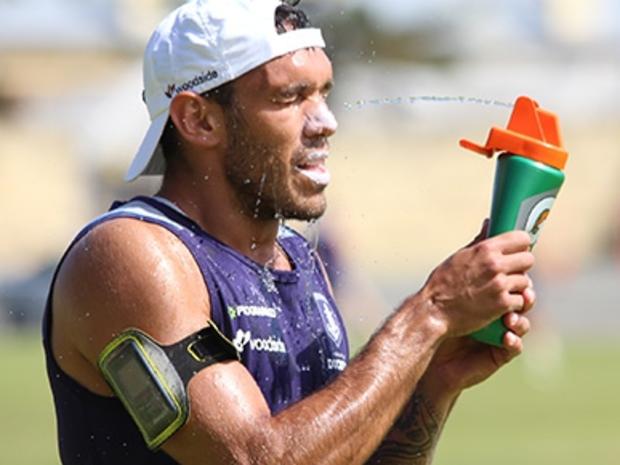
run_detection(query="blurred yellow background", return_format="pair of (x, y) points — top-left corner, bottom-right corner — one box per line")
(0, 0), (618, 464)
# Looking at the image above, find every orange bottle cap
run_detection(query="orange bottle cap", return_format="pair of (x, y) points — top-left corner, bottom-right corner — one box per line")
(459, 96), (568, 170)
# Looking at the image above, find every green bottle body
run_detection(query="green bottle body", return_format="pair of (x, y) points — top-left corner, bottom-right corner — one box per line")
(471, 153), (565, 346)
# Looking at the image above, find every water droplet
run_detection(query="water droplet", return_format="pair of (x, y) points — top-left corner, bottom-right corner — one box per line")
(344, 94), (514, 110)
(253, 172), (268, 218)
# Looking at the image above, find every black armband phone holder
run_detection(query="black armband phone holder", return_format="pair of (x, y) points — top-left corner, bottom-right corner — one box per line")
(97, 322), (238, 450)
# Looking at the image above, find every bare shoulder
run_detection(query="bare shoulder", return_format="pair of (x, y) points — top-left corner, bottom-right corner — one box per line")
(52, 217), (211, 392)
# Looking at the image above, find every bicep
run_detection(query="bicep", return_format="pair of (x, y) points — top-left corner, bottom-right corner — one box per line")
(55, 220), (276, 463)
(164, 360), (273, 465)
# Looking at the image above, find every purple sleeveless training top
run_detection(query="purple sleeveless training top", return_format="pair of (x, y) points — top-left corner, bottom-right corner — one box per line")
(43, 196), (349, 464)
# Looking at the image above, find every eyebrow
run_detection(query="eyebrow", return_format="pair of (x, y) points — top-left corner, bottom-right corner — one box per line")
(278, 79), (334, 96)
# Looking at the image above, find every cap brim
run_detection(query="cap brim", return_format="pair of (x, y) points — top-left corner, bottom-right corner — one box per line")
(125, 109), (169, 182)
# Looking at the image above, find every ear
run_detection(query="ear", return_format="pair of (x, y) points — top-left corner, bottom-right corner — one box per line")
(169, 91), (226, 148)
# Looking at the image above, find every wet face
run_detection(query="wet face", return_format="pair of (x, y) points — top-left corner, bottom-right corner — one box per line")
(222, 48), (337, 221)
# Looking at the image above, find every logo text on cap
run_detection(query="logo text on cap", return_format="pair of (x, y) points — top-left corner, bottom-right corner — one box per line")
(165, 70), (220, 99)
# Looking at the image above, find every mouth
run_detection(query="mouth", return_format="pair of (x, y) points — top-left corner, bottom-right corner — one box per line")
(294, 152), (331, 186)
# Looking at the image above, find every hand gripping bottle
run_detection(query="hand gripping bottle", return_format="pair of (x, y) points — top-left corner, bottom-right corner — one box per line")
(459, 96), (569, 347)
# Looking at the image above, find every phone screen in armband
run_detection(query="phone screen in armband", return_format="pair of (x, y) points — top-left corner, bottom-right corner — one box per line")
(98, 334), (188, 450)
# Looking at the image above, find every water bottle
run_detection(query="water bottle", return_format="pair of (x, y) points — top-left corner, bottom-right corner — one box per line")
(460, 96), (569, 347)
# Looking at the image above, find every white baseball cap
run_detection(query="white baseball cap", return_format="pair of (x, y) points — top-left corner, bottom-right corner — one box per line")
(126, 0), (325, 181)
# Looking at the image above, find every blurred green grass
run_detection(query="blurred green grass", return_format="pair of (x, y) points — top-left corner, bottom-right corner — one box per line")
(1, 331), (619, 465)
(1, 331), (59, 465)
(436, 341), (620, 465)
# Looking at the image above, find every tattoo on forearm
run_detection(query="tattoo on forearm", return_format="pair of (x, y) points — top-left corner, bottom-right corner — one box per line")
(367, 394), (441, 464)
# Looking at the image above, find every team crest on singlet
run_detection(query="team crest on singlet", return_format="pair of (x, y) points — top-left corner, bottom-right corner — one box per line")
(313, 292), (343, 346)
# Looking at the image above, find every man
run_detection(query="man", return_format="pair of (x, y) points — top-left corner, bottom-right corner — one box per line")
(43, 1), (535, 464)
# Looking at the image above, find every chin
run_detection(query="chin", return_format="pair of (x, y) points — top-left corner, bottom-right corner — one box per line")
(280, 195), (327, 221)
(285, 209), (326, 222)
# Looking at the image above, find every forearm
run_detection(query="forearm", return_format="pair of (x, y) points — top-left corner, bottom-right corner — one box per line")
(255, 294), (447, 465)
(365, 379), (461, 465)
(363, 310), (533, 465)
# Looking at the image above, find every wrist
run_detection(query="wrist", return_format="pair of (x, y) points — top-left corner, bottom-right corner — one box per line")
(413, 285), (450, 344)
(417, 367), (462, 407)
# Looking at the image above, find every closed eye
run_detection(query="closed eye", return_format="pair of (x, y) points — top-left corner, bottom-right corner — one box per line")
(273, 93), (304, 105)
(272, 82), (310, 104)
(272, 80), (334, 105)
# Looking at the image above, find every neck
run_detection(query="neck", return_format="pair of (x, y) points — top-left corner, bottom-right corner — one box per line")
(157, 164), (283, 267)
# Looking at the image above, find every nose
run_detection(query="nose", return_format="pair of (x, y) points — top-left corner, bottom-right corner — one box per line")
(303, 101), (338, 139)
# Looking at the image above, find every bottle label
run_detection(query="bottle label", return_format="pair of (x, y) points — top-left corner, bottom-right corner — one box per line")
(515, 189), (559, 247)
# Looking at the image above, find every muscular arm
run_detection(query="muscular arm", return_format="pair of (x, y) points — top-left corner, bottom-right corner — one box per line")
(365, 377), (458, 465)
(367, 310), (535, 465)
(163, 291), (447, 465)
(52, 219), (533, 465)
(367, 228), (537, 465)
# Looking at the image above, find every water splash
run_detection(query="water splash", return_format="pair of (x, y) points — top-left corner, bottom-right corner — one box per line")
(259, 267), (278, 293)
(343, 95), (515, 111)
(253, 172), (268, 219)
(299, 219), (321, 252)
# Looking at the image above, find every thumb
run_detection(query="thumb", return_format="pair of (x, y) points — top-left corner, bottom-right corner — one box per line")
(465, 219), (490, 248)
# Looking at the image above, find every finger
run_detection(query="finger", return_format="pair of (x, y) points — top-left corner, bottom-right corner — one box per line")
(521, 287), (536, 313)
(504, 273), (533, 294)
(501, 251), (535, 273)
(465, 219), (490, 248)
(491, 230), (532, 254)
(489, 340), (518, 367)
(502, 331), (523, 356)
(499, 292), (526, 313)
(480, 219), (490, 238)
(503, 312), (531, 338)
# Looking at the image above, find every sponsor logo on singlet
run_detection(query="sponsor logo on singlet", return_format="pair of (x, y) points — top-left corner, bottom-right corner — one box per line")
(313, 292), (343, 346)
(227, 305), (279, 320)
(232, 329), (287, 354)
(327, 357), (347, 371)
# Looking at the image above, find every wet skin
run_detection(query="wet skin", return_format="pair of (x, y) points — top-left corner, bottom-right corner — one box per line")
(222, 47), (337, 221)
(155, 47), (337, 266)
(51, 47), (536, 465)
